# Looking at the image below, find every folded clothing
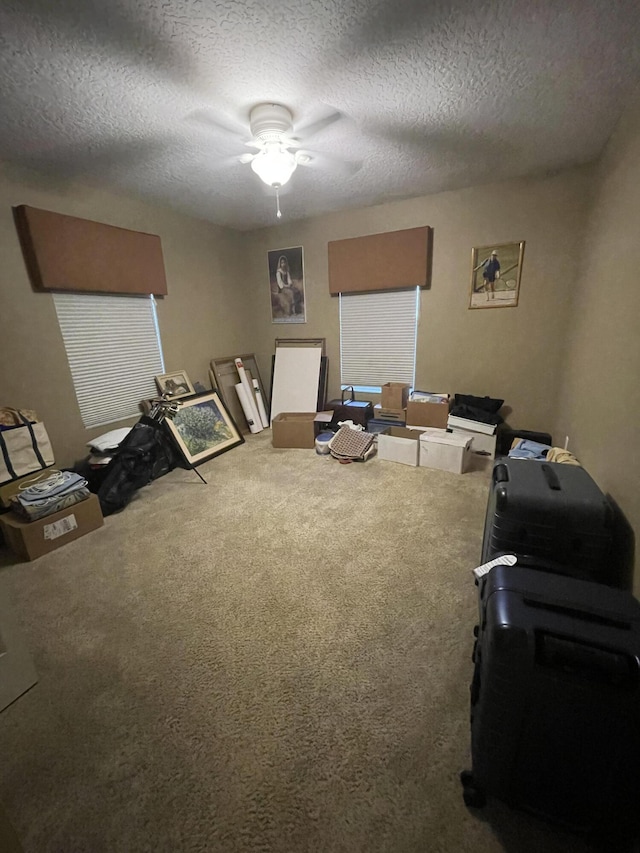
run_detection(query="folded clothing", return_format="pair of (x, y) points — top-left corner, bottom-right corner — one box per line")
(11, 470), (90, 521)
(507, 440), (581, 466)
(508, 439), (551, 460)
(10, 487), (91, 521)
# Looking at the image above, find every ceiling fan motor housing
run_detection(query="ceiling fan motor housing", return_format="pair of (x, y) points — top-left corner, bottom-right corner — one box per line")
(249, 103), (294, 142)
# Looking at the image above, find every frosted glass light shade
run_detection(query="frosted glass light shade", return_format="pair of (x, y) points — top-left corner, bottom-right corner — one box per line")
(251, 144), (297, 187)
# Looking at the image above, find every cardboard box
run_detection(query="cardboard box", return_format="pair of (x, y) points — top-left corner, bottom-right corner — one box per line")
(406, 398), (450, 429)
(373, 405), (406, 423)
(419, 429), (472, 474)
(381, 383), (410, 410)
(0, 493), (104, 562)
(0, 467), (56, 509)
(271, 412), (321, 448)
(377, 426), (424, 466)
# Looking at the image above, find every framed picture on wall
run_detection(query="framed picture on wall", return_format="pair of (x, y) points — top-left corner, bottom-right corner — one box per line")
(268, 246), (306, 324)
(469, 241), (525, 309)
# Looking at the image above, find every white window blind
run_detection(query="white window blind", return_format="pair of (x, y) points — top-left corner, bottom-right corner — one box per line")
(340, 288), (419, 387)
(53, 293), (165, 428)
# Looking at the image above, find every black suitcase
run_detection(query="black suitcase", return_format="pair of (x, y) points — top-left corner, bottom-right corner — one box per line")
(462, 565), (640, 844)
(481, 458), (617, 586)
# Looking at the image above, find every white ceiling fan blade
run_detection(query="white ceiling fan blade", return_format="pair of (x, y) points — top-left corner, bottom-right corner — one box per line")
(184, 108), (246, 139)
(295, 150), (362, 177)
(277, 135), (304, 149)
(295, 111), (342, 141)
(238, 152), (256, 164)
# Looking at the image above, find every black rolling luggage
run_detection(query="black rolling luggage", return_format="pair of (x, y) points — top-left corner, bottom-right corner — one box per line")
(481, 458), (618, 586)
(462, 564), (640, 845)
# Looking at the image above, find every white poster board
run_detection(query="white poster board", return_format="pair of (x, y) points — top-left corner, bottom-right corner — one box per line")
(270, 345), (323, 423)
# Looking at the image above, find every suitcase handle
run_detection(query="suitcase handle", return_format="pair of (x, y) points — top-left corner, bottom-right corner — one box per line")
(341, 386), (355, 403)
(493, 462), (509, 484)
(541, 463), (561, 491)
(536, 632), (636, 687)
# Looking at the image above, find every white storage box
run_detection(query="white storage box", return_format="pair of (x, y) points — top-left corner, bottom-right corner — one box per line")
(448, 427), (497, 459)
(377, 426), (424, 467)
(419, 429), (472, 474)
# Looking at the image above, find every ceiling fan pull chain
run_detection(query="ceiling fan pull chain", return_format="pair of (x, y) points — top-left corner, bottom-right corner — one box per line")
(275, 186), (282, 219)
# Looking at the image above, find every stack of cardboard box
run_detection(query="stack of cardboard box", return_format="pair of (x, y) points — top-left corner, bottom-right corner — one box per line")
(374, 382), (410, 425)
(376, 388), (474, 474)
(0, 467), (104, 562)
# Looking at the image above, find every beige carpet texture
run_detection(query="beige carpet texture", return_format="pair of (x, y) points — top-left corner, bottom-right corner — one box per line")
(0, 433), (595, 852)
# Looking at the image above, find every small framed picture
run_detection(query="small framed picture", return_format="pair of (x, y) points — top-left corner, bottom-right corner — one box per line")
(164, 391), (244, 466)
(155, 371), (195, 398)
(469, 241), (525, 309)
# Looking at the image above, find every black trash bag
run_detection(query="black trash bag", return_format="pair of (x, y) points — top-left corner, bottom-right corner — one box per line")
(97, 417), (180, 516)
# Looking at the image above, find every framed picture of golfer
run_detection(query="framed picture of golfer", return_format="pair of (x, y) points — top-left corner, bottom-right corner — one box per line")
(469, 241), (525, 309)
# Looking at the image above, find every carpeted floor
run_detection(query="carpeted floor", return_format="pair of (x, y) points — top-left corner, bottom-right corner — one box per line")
(0, 433), (594, 852)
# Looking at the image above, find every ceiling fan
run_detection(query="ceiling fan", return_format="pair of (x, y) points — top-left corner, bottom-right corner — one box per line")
(240, 104), (304, 187)
(190, 102), (359, 218)
(241, 102), (349, 217)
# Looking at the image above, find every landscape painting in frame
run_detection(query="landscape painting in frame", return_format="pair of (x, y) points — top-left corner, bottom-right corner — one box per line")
(165, 391), (244, 466)
(469, 241), (525, 309)
(268, 246), (306, 324)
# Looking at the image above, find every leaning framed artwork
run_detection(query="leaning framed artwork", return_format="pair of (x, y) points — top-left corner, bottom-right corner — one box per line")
(155, 370), (195, 398)
(268, 246), (306, 324)
(209, 354), (268, 435)
(164, 391), (244, 466)
(469, 241), (525, 309)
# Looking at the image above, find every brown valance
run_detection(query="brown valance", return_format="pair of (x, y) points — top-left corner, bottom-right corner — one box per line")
(327, 226), (432, 294)
(14, 205), (168, 296)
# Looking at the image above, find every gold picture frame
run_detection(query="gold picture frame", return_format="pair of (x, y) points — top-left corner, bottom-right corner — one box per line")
(268, 246), (306, 324)
(469, 241), (525, 309)
(155, 370), (195, 399)
(164, 391), (244, 466)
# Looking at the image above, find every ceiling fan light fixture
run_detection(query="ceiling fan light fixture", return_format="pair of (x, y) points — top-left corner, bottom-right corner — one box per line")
(250, 143), (297, 187)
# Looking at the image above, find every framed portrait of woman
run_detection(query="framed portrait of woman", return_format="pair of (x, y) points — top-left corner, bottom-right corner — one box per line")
(267, 246), (306, 323)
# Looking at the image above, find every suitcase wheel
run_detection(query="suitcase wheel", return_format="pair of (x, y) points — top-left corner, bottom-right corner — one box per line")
(460, 770), (486, 809)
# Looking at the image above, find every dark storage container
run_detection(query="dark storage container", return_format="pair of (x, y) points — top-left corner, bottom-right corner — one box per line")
(462, 565), (640, 845)
(482, 458), (619, 586)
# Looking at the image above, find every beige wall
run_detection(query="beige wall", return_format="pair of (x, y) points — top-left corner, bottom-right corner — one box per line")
(243, 168), (593, 431)
(554, 95), (640, 591)
(0, 163), (246, 465)
(1, 141), (637, 584)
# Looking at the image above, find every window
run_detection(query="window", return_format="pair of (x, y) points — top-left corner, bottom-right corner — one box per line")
(53, 293), (165, 428)
(339, 288), (420, 391)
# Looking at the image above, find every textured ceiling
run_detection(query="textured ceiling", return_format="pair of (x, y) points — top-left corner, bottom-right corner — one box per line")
(1, 0), (640, 230)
